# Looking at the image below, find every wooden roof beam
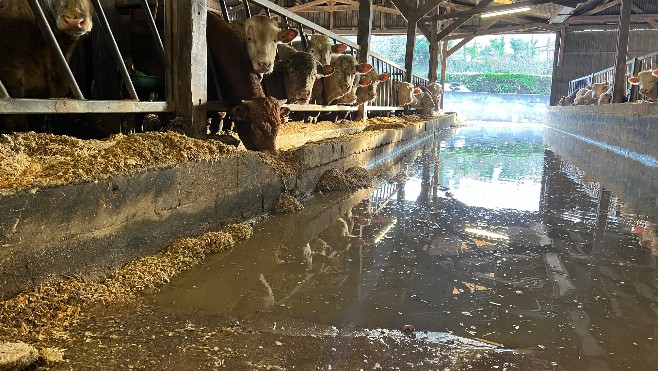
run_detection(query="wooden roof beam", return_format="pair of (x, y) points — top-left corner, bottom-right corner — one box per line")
(447, 18), (497, 57)
(444, 21), (557, 39)
(432, 0), (495, 42)
(421, 0), (587, 23)
(631, 4), (658, 30)
(567, 13), (658, 23)
(581, 0), (619, 15)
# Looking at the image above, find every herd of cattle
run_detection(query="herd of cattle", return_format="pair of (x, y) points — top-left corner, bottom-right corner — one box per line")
(558, 69), (658, 106)
(0, 0), (444, 153)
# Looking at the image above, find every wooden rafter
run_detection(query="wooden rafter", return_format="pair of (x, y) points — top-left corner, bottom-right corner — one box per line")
(582, 0), (620, 15)
(566, 13), (658, 23)
(433, 0), (495, 42)
(631, 4), (658, 30)
(447, 18), (497, 57)
(444, 21), (557, 39)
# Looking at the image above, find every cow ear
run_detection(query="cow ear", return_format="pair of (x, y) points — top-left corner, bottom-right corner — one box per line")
(279, 29), (298, 43)
(319, 64), (334, 77)
(379, 73), (390, 82)
(280, 107), (291, 119)
(359, 77), (372, 86)
(232, 104), (249, 121)
(356, 63), (372, 74)
(628, 76), (640, 85)
(413, 87), (422, 95)
(653, 70), (658, 77)
(332, 43), (348, 54)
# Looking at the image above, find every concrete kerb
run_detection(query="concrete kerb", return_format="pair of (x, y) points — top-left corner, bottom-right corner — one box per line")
(0, 115), (454, 299)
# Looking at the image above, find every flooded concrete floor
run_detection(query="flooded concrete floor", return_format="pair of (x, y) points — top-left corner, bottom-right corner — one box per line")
(44, 122), (657, 370)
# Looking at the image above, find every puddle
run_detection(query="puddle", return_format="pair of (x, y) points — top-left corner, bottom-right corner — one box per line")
(48, 122), (658, 370)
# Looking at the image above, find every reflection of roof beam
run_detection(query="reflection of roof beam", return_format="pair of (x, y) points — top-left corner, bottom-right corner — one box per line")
(566, 13), (658, 23)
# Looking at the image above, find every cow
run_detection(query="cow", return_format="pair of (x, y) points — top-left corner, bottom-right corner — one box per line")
(573, 82), (609, 105)
(207, 10), (289, 153)
(239, 15), (298, 75)
(262, 44), (334, 104)
(0, 0), (94, 132)
(351, 68), (390, 106)
(311, 55), (372, 105)
(395, 81), (422, 106)
(628, 70), (658, 101)
(292, 34), (348, 67)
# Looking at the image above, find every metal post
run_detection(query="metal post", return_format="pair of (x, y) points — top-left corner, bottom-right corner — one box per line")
(91, 0), (139, 100)
(138, 0), (169, 70)
(218, 0), (230, 20)
(242, 0), (252, 18)
(27, 0), (84, 99)
(0, 80), (9, 99)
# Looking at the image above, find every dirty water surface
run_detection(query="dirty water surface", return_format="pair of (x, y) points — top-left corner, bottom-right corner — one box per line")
(45, 122), (657, 370)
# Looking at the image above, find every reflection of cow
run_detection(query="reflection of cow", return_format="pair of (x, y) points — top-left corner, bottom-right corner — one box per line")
(207, 11), (289, 153)
(0, 0), (94, 132)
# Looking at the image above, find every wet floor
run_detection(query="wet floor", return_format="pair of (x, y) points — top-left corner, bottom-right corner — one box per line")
(49, 122), (657, 370)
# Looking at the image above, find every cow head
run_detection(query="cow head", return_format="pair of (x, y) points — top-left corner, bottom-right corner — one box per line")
(276, 51), (334, 104)
(50, 0), (94, 37)
(330, 55), (372, 97)
(231, 97), (290, 154)
(244, 15), (297, 75)
(355, 70), (390, 105)
(396, 81), (420, 106)
(629, 70), (658, 100)
(308, 34), (348, 66)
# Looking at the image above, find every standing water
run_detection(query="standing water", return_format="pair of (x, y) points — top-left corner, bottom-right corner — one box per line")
(53, 122), (657, 370)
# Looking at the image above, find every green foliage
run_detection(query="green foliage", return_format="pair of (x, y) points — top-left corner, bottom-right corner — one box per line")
(445, 72), (552, 95)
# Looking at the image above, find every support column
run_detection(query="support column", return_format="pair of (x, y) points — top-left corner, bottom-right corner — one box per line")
(439, 40), (447, 110)
(356, 0), (373, 64)
(612, 0), (632, 103)
(174, 0), (208, 138)
(404, 19), (417, 82)
(428, 9), (440, 82)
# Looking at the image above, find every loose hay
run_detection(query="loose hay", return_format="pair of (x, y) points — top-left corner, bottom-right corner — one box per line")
(0, 131), (236, 190)
(315, 167), (371, 192)
(0, 223), (253, 344)
(274, 194), (304, 214)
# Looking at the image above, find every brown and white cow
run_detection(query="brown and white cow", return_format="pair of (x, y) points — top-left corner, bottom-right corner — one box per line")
(351, 68), (390, 106)
(312, 55), (372, 105)
(242, 15), (297, 75)
(207, 11), (289, 153)
(395, 81), (421, 106)
(262, 44), (334, 104)
(628, 70), (658, 101)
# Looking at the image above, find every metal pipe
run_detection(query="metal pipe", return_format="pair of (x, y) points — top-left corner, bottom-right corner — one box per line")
(218, 0), (230, 20)
(138, 0), (169, 70)
(208, 52), (224, 104)
(242, 0), (252, 18)
(91, 0), (139, 100)
(27, 0), (84, 99)
(299, 24), (308, 51)
(0, 79), (9, 99)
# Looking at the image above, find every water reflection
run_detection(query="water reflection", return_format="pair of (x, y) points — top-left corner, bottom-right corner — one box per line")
(155, 122), (657, 370)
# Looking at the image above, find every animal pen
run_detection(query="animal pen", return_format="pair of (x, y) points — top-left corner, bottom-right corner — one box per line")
(0, 0), (431, 138)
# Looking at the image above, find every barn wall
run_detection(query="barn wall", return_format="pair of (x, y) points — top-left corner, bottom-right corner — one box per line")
(550, 29), (658, 105)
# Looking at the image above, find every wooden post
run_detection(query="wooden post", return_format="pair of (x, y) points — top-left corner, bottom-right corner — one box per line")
(440, 40), (447, 111)
(404, 19), (416, 82)
(612, 0), (632, 103)
(428, 8), (440, 82)
(356, 0), (372, 64)
(174, 0), (208, 138)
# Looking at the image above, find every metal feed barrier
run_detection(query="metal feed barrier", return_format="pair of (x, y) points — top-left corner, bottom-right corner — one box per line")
(0, 0), (429, 128)
(567, 51), (658, 103)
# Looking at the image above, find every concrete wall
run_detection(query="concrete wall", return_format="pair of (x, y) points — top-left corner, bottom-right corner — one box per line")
(443, 91), (549, 123)
(0, 115), (455, 299)
(544, 104), (658, 219)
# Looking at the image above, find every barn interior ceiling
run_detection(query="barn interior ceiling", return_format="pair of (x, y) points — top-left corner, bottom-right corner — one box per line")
(221, 0), (658, 38)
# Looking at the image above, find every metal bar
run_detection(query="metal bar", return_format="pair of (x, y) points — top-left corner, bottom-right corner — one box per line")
(91, 0), (139, 100)
(218, 0), (231, 20)
(264, 8), (271, 17)
(27, 0), (84, 99)
(242, 0), (252, 18)
(208, 52), (224, 103)
(0, 99), (174, 114)
(138, 0), (169, 70)
(299, 24), (308, 51)
(0, 79), (9, 99)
